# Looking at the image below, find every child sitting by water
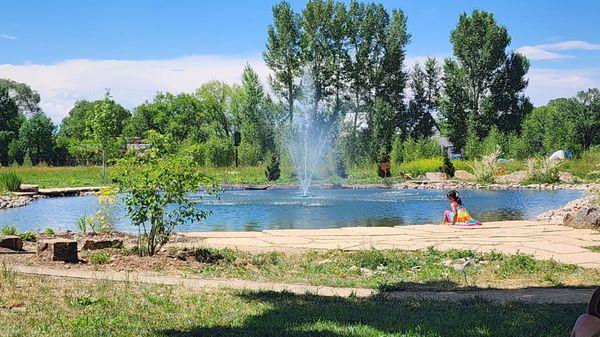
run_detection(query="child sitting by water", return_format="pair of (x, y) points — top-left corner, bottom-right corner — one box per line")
(443, 190), (481, 226)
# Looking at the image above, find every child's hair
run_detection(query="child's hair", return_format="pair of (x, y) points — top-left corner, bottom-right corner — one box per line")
(447, 190), (462, 206)
(587, 287), (600, 318)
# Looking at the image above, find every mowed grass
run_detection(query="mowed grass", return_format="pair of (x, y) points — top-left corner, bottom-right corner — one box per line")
(0, 268), (583, 337)
(0, 166), (108, 189)
(166, 247), (600, 290)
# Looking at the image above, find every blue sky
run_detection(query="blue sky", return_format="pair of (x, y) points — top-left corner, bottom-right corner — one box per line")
(1, 0), (599, 122)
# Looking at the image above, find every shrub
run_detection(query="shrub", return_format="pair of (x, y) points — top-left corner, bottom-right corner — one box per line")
(441, 152), (455, 177)
(525, 157), (561, 184)
(392, 137), (442, 163)
(0, 171), (22, 192)
(75, 214), (94, 234)
(44, 228), (55, 235)
(1, 225), (17, 236)
(19, 232), (37, 242)
(177, 141), (205, 165)
(238, 141), (262, 166)
(89, 251), (111, 265)
(265, 152), (280, 181)
(204, 136), (234, 167)
(470, 146), (501, 183)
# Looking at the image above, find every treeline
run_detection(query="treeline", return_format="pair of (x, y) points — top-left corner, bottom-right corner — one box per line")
(1, 2), (599, 169)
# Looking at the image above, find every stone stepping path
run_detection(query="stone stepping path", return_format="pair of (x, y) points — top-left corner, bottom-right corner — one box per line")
(9, 264), (595, 304)
(180, 221), (600, 268)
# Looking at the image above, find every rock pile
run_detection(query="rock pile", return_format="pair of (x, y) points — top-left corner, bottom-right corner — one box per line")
(0, 195), (33, 210)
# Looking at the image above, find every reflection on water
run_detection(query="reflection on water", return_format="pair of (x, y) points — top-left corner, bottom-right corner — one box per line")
(0, 188), (582, 232)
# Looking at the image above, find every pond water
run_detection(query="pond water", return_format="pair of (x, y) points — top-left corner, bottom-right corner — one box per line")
(0, 188), (581, 233)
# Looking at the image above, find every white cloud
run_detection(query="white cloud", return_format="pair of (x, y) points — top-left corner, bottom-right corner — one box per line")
(0, 55), (269, 123)
(0, 34), (16, 40)
(517, 40), (600, 60)
(516, 46), (572, 60)
(525, 68), (600, 105)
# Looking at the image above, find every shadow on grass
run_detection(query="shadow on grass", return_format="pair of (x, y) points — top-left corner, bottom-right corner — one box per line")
(159, 290), (583, 337)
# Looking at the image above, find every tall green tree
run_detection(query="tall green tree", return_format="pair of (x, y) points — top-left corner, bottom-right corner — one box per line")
(407, 58), (441, 138)
(195, 81), (234, 138)
(440, 10), (530, 149)
(19, 112), (55, 165)
(264, 1), (302, 123)
(0, 79), (41, 116)
(439, 59), (470, 150)
(369, 98), (395, 161)
(0, 87), (23, 165)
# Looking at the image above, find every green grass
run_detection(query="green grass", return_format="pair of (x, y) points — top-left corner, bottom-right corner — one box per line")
(0, 166), (108, 189)
(159, 248), (600, 290)
(88, 251), (111, 265)
(1, 225), (17, 236)
(0, 272), (583, 337)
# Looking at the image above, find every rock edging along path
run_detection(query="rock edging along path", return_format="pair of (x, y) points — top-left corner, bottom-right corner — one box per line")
(178, 221), (600, 268)
(9, 264), (595, 304)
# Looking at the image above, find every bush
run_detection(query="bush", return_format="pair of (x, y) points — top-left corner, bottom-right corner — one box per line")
(506, 134), (531, 160)
(391, 137), (441, 163)
(19, 232), (37, 242)
(470, 146), (501, 183)
(0, 171), (22, 192)
(238, 141), (262, 166)
(1, 225), (17, 236)
(89, 251), (111, 265)
(525, 157), (561, 184)
(441, 152), (455, 177)
(204, 136), (234, 167)
(265, 152), (280, 181)
(75, 214), (94, 234)
(177, 141), (205, 165)
(44, 228), (55, 235)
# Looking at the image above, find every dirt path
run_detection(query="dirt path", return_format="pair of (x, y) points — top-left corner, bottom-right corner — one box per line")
(10, 264), (595, 304)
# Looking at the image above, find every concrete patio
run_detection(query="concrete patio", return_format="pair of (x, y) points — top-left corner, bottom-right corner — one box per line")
(181, 221), (600, 268)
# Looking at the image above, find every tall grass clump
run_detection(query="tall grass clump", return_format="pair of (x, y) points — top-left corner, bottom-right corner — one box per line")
(470, 146), (501, 183)
(1, 225), (17, 236)
(525, 157), (561, 184)
(0, 171), (22, 192)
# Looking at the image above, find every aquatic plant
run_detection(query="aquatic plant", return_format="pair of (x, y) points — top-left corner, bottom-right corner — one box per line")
(0, 171), (22, 192)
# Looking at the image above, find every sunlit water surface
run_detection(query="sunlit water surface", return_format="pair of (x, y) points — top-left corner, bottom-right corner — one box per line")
(0, 188), (581, 232)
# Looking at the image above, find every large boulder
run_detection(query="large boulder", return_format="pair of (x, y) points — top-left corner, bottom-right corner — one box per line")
(425, 172), (447, 181)
(564, 207), (600, 229)
(496, 171), (527, 184)
(37, 240), (78, 263)
(82, 238), (123, 250)
(0, 235), (23, 251)
(454, 170), (475, 181)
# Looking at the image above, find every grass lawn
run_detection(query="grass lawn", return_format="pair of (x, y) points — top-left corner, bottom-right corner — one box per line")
(167, 247), (600, 290)
(0, 269), (583, 337)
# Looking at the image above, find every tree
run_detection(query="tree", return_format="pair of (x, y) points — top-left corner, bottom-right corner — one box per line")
(408, 58), (441, 138)
(0, 87), (23, 166)
(195, 81), (234, 138)
(572, 88), (600, 148)
(90, 91), (131, 177)
(19, 112), (55, 165)
(0, 79), (41, 116)
(264, 1), (302, 123)
(440, 10), (530, 148)
(369, 98), (395, 161)
(112, 151), (214, 256)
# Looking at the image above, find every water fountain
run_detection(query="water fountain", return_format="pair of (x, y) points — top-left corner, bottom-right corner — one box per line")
(284, 71), (337, 197)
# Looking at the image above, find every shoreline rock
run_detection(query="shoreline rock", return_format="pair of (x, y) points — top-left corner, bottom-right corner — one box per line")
(0, 195), (35, 210)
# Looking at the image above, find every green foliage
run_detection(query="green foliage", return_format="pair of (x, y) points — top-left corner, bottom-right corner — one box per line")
(19, 231), (37, 242)
(470, 146), (501, 183)
(442, 152), (455, 177)
(407, 58), (441, 138)
(89, 251), (111, 265)
(0, 171), (22, 192)
(265, 152), (281, 182)
(1, 225), (17, 236)
(177, 141), (205, 166)
(370, 99), (396, 161)
(204, 135), (234, 167)
(0, 87), (23, 166)
(43, 228), (55, 235)
(18, 112), (55, 165)
(75, 214), (94, 234)
(391, 137), (442, 163)
(238, 141), (262, 166)
(193, 247), (238, 265)
(112, 148), (214, 256)
(525, 157), (561, 184)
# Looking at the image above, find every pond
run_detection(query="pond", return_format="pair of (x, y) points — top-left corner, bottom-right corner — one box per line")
(0, 188), (581, 233)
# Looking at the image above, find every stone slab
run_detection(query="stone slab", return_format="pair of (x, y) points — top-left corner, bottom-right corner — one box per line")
(37, 240), (78, 263)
